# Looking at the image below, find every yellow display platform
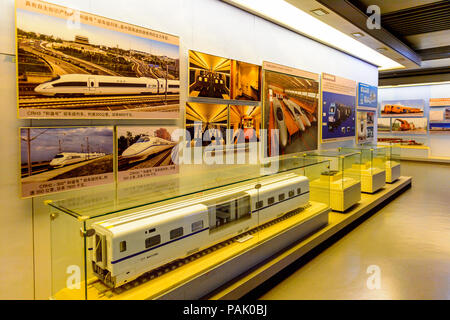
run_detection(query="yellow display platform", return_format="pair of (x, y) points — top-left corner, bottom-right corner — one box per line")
(310, 175), (361, 212)
(347, 164), (386, 193)
(53, 201), (330, 300)
(208, 176), (412, 300)
(386, 161), (401, 183)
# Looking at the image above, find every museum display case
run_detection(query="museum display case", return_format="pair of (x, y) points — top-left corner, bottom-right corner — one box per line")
(302, 150), (362, 212)
(375, 143), (401, 183)
(43, 157), (331, 300)
(340, 146), (387, 193)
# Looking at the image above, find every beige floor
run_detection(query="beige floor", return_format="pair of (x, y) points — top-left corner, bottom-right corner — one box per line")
(257, 161), (450, 300)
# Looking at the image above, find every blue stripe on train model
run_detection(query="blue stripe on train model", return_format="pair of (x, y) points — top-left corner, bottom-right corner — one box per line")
(111, 226), (209, 264)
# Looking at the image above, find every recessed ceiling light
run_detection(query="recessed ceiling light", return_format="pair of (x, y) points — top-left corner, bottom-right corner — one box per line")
(311, 8), (329, 16)
(377, 47), (388, 52)
(351, 32), (364, 38)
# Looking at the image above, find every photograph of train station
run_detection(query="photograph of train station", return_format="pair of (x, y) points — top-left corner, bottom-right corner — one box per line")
(16, 0), (180, 119)
(117, 126), (179, 182)
(263, 69), (319, 157)
(185, 102), (228, 147)
(20, 127), (114, 198)
(380, 99), (424, 117)
(188, 51), (231, 99)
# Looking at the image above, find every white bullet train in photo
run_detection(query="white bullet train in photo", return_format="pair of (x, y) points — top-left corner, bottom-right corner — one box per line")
(34, 74), (180, 96)
(91, 173), (310, 288)
(49, 152), (106, 168)
(121, 135), (175, 163)
(282, 98), (305, 132)
(272, 98), (288, 148)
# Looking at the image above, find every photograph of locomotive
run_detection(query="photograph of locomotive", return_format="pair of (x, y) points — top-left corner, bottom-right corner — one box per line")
(91, 172), (310, 288)
(321, 91), (356, 141)
(16, 0), (180, 119)
(391, 118), (427, 134)
(20, 127), (114, 198)
(189, 51), (231, 99)
(380, 99), (424, 117)
(117, 126), (179, 182)
(263, 68), (319, 157)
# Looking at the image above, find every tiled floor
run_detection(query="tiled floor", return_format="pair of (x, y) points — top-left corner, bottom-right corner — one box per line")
(256, 161), (450, 299)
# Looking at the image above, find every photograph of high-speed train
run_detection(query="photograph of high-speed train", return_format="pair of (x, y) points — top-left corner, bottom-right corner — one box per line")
(263, 67), (319, 157)
(91, 172), (310, 288)
(117, 126), (179, 181)
(380, 100), (424, 118)
(16, 0), (180, 119)
(20, 127), (114, 198)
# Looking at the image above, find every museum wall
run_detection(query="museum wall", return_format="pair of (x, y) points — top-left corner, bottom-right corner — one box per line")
(379, 83), (450, 158)
(0, 0), (377, 299)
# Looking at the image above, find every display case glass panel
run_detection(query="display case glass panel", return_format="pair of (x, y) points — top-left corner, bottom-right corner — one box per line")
(303, 149), (362, 212)
(340, 146), (387, 193)
(44, 157), (331, 299)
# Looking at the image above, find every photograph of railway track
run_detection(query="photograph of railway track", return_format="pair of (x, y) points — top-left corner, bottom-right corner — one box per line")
(263, 62), (319, 157)
(380, 99), (424, 118)
(20, 127), (114, 198)
(189, 51), (231, 99)
(16, 0), (180, 119)
(185, 102), (228, 147)
(117, 126), (179, 182)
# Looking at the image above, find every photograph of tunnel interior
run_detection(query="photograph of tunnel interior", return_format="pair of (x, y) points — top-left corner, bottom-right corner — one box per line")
(185, 102), (228, 147)
(263, 69), (319, 157)
(230, 60), (261, 101)
(189, 50), (231, 99)
(229, 105), (261, 144)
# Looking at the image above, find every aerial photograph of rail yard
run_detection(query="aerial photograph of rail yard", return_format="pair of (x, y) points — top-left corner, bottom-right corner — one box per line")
(117, 126), (179, 181)
(16, 1), (180, 119)
(20, 127), (114, 198)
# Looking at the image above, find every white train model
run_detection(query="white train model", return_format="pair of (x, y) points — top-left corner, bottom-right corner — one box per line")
(34, 74), (180, 96)
(49, 152), (106, 168)
(91, 173), (310, 288)
(121, 136), (175, 163)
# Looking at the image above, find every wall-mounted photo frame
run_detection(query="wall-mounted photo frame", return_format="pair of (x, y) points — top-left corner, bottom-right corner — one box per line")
(380, 99), (424, 118)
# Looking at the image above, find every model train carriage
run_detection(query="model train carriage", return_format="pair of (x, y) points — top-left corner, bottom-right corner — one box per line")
(91, 174), (310, 288)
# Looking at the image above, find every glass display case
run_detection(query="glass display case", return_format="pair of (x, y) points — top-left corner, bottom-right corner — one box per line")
(43, 158), (331, 300)
(376, 142), (401, 183)
(340, 146), (387, 193)
(302, 149), (362, 212)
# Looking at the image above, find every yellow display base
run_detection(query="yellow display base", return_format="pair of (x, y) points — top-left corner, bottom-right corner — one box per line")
(310, 177), (361, 212)
(209, 176), (412, 300)
(53, 201), (329, 300)
(348, 164), (386, 193)
(386, 162), (401, 183)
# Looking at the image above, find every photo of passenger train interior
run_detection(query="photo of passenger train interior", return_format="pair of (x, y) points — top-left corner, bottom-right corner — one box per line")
(189, 50), (231, 99)
(229, 105), (261, 144)
(230, 60), (261, 101)
(264, 70), (319, 156)
(185, 102), (228, 147)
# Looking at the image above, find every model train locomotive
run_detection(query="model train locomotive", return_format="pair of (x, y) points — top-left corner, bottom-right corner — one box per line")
(34, 74), (180, 96)
(91, 173), (310, 288)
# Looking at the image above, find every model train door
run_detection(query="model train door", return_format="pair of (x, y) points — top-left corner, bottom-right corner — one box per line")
(88, 77), (97, 92)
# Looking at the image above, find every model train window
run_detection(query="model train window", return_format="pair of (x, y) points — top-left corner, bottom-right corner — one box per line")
(279, 193), (285, 201)
(191, 220), (204, 233)
(268, 197), (275, 205)
(168, 84), (180, 88)
(98, 82), (147, 88)
(119, 241), (127, 252)
(297, 188), (301, 195)
(256, 200), (263, 209)
(288, 190), (295, 198)
(208, 193), (251, 232)
(145, 235), (161, 248)
(52, 81), (88, 87)
(170, 227), (183, 240)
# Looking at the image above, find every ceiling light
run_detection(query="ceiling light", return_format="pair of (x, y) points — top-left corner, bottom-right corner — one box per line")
(351, 32), (364, 38)
(223, 0), (404, 70)
(311, 8), (329, 16)
(377, 47), (388, 52)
